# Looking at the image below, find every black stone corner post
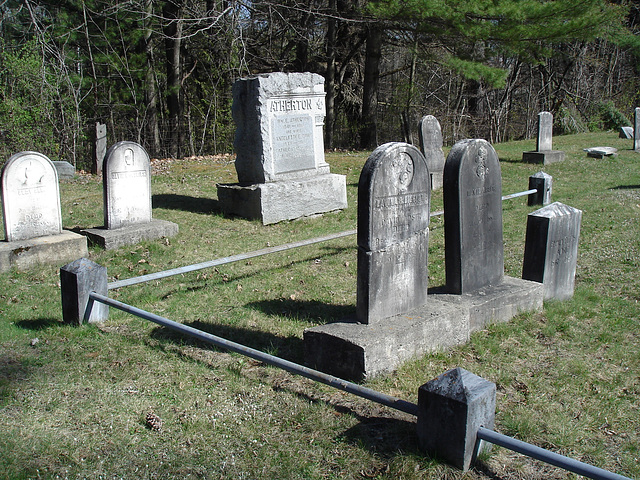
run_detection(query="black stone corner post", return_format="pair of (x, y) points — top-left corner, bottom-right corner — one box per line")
(60, 258), (109, 325)
(528, 171), (552, 206)
(416, 367), (496, 471)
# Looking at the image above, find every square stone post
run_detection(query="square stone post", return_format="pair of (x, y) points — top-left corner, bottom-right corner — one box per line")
(417, 367), (496, 471)
(634, 107), (640, 152)
(528, 171), (552, 206)
(60, 258), (109, 325)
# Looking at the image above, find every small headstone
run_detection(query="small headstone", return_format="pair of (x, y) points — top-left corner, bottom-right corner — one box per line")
(103, 141), (152, 229)
(522, 202), (582, 300)
(82, 141), (178, 249)
(217, 72), (347, 224)
(93, 122), (107, 175)
(417, 367), (496, 471)
(528, 171), (552, 206)
(583, 146), (617, 158)
(444, 139), (503, 294)
(418, 115), (446, 190)
(357, 142), (430, 323)
(634, 107), (640, 152)
(1, 151), (62, 242)
(60, 258), (109, 324)
(619, 126), (633, 139)
(522, 111), (565, 164)
(53, 161), (75, 180)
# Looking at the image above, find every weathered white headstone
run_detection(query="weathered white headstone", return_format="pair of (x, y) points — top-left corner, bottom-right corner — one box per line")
(1, 151), (62, 242)
(103, 141), (152, 229)
(634, 107), (640, 152)
(418, 115), (446, 190)
(619, 126), (633, 139)
(537, 111), (553, 151)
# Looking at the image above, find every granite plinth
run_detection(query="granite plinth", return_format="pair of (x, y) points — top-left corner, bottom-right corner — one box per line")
(431, 276), (543, 332)
(82, 219), (178, 250)
(304, 298), (469, 381)
(0, 231), (88, 272)
(217, 173), (347, 225)
(522, 150), (565, 165)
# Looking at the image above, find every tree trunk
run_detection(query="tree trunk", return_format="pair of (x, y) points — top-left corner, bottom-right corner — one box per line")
(163, 0), (183, 159)
(324, 0), (337, 149)
(144, 0), (160, 157)
(360, 24), (382, 150)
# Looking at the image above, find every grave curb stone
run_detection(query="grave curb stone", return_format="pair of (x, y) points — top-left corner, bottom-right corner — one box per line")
(60, 257), (109, 325)
(82, 218), (178, 250)
(528, 171), (552, 206)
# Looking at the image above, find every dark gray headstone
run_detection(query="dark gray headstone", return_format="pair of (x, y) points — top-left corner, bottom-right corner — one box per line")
(418, 115), (446, 190)
(53, 161), (75, 180)
(634, 108), (640, 152)
(528, 171), (552, 206)
(444, 139), (503, 294)
(417, 367), (496, 471)
(1, 151), (63, 242)
(357, 142), (430, 323)
(522, 202), (582, 300)
(60, 258), (109, 324)
(103, 141), (152, 229)
(93, 122), (107, 175)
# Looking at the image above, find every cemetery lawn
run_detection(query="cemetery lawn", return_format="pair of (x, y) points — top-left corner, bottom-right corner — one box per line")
(0, 132), (638, 479)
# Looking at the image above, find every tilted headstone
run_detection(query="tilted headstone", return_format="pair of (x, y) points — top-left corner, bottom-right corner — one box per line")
(60, 257), (109, 324)
(93, 122), (107, 175)
(1, 151), (62, 242)
(357, 142), (430, 323)
(53, 161), (75, 180)
(417, 367), (496, 472)
(418, 115), (446, 190)
(619, 126), (633, 139)
(537, 111), (553, 151)
(528, 171), (552, 206)
(635, 108), (640, 152)
(217, 72), (347, 224)
(103, 141), (152, 229)
(522, 202), (582, 300)
(444, 139), (503, 294)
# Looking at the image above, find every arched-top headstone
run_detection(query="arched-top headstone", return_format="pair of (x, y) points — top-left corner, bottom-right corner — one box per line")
(418, 115), (446, 189)
(358, 142), (431, 251)
(357, 142), (431, 323)
(444, 139), (503, 294)
(537, 111), (553, 151)
(103, 141), (152, 230)
(1, 151), (62, 242)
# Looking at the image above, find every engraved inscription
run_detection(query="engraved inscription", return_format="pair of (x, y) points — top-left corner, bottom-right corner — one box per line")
(272, 115), (315, 173)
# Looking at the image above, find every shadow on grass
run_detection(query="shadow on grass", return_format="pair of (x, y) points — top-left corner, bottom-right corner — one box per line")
(610, 184), (640, 190)
(245, 298), (353, 324)
(148, 319), (305, 363)
(15, 317), (63, 331)
(152, 194), (220, 214)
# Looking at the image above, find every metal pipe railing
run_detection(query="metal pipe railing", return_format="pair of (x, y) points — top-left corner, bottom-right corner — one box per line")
(477, 427), (632, 480)
(108, 188), (539, 290)
(88, 291), (418, 417)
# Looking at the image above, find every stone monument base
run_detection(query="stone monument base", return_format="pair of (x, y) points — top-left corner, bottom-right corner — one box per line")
(217, 174), (347, 225)
(0, 231), (88, 272)
(303, 277), (542, 381)
(522, 150), (565, 165)
(82, 219), (178, 250)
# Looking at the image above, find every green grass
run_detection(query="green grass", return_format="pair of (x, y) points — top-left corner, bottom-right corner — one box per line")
(0, 132), (638, 479)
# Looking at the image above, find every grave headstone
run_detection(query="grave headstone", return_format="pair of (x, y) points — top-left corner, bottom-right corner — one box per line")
(0, 151), (88, 271)
(357, 142), (430, 323)
(619, 126), (633, 139)
(522, 111), (565, 164)
(635, 107), (640, 152)
(82, 141), (178, 249)
(522, 202), (582, 300)
(444, 139), (504, 294)
(60, 257), (109, 324)
(2, 151), (62, 242)
(418, 115), (446, 190)
(53, 161), (75, 180)
(528, 171), (552, 206)
(583, 146), (617, 158)
(217, 72), (347, 224)
(93, 122), (107, 175)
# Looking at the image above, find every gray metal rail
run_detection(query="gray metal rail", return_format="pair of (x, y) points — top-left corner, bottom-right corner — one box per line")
(108, 188), (538, 290)
(88, 291), (418, 416)
(87, 292), (631, 480)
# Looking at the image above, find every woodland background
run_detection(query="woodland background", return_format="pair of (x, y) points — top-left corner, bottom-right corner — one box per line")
(0, 0), (639, 169)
